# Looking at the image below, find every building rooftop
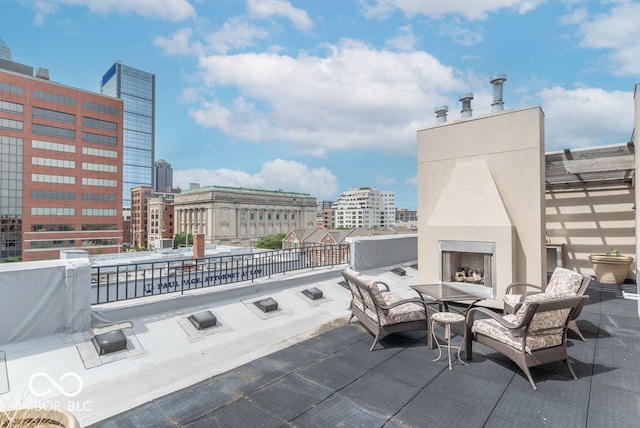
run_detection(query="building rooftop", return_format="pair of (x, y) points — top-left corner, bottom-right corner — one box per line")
(88, 276), (640, 428)
(1, 256), (636, 427)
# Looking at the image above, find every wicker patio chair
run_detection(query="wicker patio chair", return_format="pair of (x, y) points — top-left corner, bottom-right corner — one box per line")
(342, 268), (429, 351)
(466, 293), (588, 390)
(503, 267), (591, 340)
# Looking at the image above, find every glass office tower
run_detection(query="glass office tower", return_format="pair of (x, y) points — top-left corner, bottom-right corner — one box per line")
(101, 62), (155, 209)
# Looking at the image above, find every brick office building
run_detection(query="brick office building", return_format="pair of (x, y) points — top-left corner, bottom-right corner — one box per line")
(0, 58), (123, 261)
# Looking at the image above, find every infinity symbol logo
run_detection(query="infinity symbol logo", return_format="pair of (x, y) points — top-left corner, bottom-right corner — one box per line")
(28, 372), (84, 398)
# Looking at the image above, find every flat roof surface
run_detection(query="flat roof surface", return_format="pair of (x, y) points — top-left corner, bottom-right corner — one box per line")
(89, 279), (640, 428)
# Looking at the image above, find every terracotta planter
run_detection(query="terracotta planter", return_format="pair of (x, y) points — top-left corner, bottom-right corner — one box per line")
(588, 254), (634, 284)
(0, 409), (80, 427)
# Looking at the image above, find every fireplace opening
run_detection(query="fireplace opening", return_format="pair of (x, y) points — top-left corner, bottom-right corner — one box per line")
(439, 240), (496, 299)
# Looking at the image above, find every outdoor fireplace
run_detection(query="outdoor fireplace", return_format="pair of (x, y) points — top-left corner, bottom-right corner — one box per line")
(439, 240), (496, 299)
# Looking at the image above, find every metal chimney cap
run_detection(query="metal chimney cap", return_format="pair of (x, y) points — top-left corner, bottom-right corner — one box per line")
(459, 93), (474, 101)
(490, 73), (507, 83)
(434, 105), (448, 113)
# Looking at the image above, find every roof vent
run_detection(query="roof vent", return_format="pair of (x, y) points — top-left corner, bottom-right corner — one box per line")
(188, 311), (218, 330)
(92, 330), (127, 355)
(254, 297), (278, 313)
(459, 93), (474, 118)
(435, 105), (448, 123)
(391, 267), (406, 276)
(302, 287), (324, 300)
(490, 74), (507, 112)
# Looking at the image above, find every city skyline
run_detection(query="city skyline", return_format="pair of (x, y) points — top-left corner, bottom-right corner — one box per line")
(1, 1), (639, 209)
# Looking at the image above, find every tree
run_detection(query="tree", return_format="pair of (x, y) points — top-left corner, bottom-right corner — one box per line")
(255, 233), (286, 250)
(173, 232), (193, 248)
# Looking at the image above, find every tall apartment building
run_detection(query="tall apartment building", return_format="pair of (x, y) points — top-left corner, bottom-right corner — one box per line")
(0, 54), (123, 261)
(154, 158), (173, 192)
(100, 62), (155, 210)
(333, 187), (396, 229)
(173, 185), (317, 246)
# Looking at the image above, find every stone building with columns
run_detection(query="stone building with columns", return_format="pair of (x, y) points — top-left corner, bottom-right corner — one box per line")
(173, 185), (317, 246)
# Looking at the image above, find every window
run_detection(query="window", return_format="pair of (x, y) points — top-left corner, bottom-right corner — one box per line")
(83, 101), (118, 115)
(32, 139), (75, 153)
(82, 224), (117, 231)
(0, 81), (23, 95)
(31, 190), (75, 200)
(82, 177), (117, 187)
(30, 207), (75, 216)
(82, 147), (117, 158)
(82, 193), (117, 202)
(0, 100), (23, 114)
(0, 118), (23, 131)
(32, 157), (75, 168)
(32, 90), (75, 106)
(32, 174), (75, 184)
(82, 208), (117, 216)
(82, 162), (117, 173)
(31, 224), (74, 232)
(32, 107), (75, 124)
(83, 117), (117, 132)
(83, 132), (117, 146)
(32, 124), (75, 140)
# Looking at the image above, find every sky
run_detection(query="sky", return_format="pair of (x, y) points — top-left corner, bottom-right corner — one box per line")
(1, 0), (639, 210)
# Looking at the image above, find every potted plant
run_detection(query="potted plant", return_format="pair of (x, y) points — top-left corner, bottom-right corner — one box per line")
(588, 248), (634, 284)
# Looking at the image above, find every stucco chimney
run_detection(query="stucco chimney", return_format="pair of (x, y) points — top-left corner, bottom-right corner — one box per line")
(490, 74), (507, 112)
(459, 93), (474, 118)
(435, 105), (448, 123)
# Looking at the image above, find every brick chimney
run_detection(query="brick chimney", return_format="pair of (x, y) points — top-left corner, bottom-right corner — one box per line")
(193, 233), (205, 259)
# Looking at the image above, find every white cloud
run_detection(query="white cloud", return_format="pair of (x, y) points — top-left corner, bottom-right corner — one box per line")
(204, 17), (271, 54)
(190, 39), (465, 157)
(359, 0), (545, 21)
(439, 17), (485, 46)
(174, 159), (339, 199)
(539, 86), (633, 151)
(385, 25), (419, 51)
(574, 2), (640, 76)
(375, 174), (397, 185)
(247, 0), (313, 31)
(58, 0), (196, 21)
(154, 28), (203, 56)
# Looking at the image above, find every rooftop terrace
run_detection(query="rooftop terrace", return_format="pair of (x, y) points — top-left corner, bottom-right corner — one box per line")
(1, 240), (639, 427)
(89, 276), (640, 428)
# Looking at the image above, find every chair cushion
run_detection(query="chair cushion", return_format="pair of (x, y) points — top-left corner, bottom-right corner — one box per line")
(379, 293), (426, 326)
(361, 278), (389, 312)
(472, 317), (563, 353)
(546, 267), (583, 296)
(503, 293), (521, 309)
(344, 267), (360, 278)
(515, 293), (570, 332)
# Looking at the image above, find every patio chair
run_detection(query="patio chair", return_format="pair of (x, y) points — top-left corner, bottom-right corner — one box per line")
(466, 293), (588, 390)
(503, 267), (591, 340)
(342, 268), (429, 351)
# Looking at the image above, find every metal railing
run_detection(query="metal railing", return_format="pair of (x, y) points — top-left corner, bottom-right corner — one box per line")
(91, 244), (350, 304)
